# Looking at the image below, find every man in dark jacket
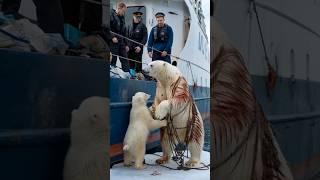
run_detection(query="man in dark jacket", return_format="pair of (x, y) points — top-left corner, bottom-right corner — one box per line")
(110, 2), (130, 73)
(127, 11), (148, 73)
(147, 12), (173, 63)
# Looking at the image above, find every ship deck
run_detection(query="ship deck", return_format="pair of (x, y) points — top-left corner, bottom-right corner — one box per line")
(110, 150), (210, 180)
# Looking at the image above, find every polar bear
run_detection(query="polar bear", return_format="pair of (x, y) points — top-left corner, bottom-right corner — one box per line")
(123, 92), (167, 169)
(144, 60), (204, 167)
(63, 96), (108, 180)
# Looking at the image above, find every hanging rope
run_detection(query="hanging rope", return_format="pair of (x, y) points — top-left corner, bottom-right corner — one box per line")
(252, 0), (277, 93)
(252, 0), (271, 68)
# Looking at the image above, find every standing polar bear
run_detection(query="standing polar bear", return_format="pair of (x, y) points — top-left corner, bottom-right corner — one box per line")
(123, 92), (167, 169)
(145, 60), (204, 167)
(63, 97), (108, 180)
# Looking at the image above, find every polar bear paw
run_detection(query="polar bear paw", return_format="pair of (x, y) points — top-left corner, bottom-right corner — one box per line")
(155, 100), (170, 120)
(185, 159), (200, 167)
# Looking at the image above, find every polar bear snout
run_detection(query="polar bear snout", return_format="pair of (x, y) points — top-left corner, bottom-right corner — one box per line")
(142, 66), (150, 75)
(132, 92), (151, 105)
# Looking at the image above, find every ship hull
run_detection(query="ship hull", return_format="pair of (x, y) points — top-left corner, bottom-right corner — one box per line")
(252, 76), (320, 179)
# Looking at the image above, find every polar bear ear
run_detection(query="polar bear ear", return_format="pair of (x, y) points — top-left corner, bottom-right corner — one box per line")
(132, 95), (136, 102)
(163, 62), (166, 67)
(145, 93), (151, 100)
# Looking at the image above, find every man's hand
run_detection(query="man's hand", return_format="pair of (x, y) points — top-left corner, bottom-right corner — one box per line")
(112, 37), (118, 43)
(161, 51), (167, 57)
(125, 46), (129, 52)
(148, 52), (153, 58)
(135, 46), (141, 53)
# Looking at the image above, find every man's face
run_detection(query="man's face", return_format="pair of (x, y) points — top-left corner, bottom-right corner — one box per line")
(117, 7), (127, 16)
(156, 17), (165, 27)
(133, 16), (141, 23)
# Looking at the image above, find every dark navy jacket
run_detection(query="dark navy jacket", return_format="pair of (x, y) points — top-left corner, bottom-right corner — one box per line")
(110, 9), (127, 45)
(147, 24), (173, 54)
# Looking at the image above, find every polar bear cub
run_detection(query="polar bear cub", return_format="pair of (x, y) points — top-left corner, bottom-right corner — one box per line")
(63, 96), (108, 180)
(123, 92), (167, 169)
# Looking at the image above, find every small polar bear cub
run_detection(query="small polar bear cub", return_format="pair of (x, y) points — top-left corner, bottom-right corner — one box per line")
(64, 96), (108, 180)
(123, 92), (167, 169)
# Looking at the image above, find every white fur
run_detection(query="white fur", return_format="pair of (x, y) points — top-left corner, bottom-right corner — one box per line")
(155, 100), (170, 119)
(63, 97), (108, 180)
(123, 92), (167, 169)
(145, 61), (205, 167)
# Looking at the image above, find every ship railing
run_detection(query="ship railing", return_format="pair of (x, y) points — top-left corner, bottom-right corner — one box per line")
(110, 31), (209, 86)
(110, 31), (209, 74)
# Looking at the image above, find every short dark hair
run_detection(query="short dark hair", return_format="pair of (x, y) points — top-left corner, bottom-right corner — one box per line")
(117, 2), (126, 9)
(155, 12), (165, 18)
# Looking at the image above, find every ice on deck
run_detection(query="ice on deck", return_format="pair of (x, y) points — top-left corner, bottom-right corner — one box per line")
(110, 151), (210, 180)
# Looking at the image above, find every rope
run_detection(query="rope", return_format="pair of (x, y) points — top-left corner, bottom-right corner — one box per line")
(252, 0), (272, 69)
(110, 52), (149, 65)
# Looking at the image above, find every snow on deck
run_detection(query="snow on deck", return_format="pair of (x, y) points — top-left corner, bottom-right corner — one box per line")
(110, 151), (210, 180)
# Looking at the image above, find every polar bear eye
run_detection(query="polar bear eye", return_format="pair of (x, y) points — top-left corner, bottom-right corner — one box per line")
(150, 65), (153, 67)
